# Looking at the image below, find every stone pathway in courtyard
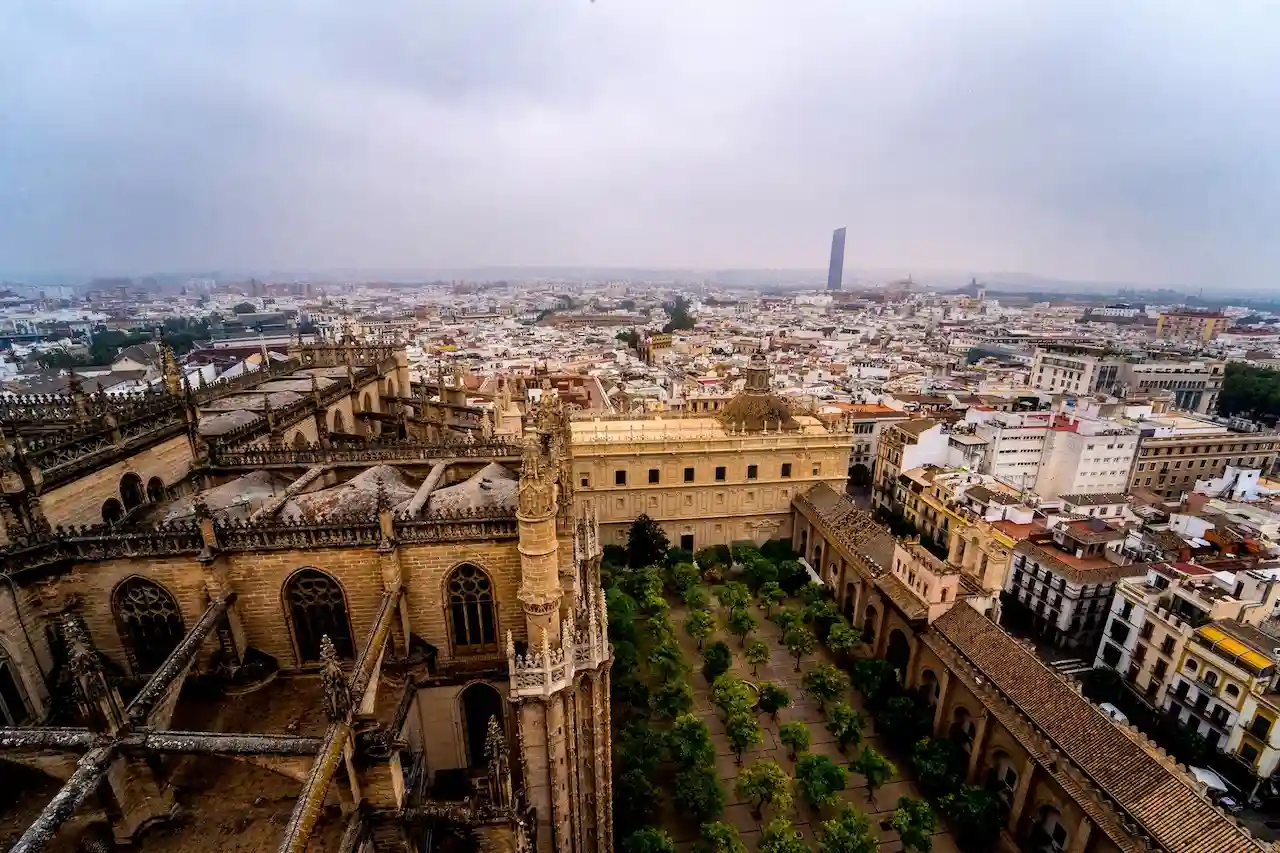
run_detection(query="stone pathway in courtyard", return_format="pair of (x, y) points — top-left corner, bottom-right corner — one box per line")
(660, 595), (961, 853)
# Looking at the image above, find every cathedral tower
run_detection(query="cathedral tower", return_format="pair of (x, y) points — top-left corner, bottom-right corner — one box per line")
(510, 391), (612, 853)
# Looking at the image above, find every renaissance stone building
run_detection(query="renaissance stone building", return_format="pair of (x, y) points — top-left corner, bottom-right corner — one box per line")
(0, 341), (611, 853)
(570, 353), (857, 550)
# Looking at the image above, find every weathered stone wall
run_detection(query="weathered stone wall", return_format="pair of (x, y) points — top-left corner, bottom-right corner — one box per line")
(68, 554), (211, 674)
(400, 539), (530, 664)
(0, 582), (53, 721)
(411, 679), (506, 775)
(283, 418), (320, 448)
(54, 533), (537, 674)
(40, 434), (195, 528)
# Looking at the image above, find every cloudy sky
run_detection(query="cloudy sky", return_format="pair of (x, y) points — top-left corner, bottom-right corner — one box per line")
(1, 1), (1278, 286)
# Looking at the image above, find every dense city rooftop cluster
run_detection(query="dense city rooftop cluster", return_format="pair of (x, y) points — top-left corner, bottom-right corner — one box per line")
(3, 274), (1280, 853)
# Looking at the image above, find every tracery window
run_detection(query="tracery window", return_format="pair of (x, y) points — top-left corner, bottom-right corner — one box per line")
(114, 577), (185, 675)
(286, 569), (354, 664)
(448, 564), (497, 653)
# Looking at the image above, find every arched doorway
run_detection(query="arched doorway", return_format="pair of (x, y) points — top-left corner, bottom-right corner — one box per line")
(331, 409), (346, 434)
(919, 668), (940, 708)
(886, 629), (911, 684)
(863, 605), (878, 648)
(284, 569), (354, 664)
(113, 577), (186, 675)
(120, 473), (144, 511)
(292, 432), (308, 449)
(146, 477), (166, 503)
(447, 564), (498, 655)
(362, 391), (374, 413)
(842, 583), (856, 620)
(0, 645), (30, 725)
(813, 542), (823, 570)
(985, 750), (1018, 813)
(1029, 805), (1067, 852)
(798, 529), (808, 560)
(950, 706), (976, 755)
(850, 464), (871, 489)
(459, 682), (504, 768)
(102, 499), (124, 525)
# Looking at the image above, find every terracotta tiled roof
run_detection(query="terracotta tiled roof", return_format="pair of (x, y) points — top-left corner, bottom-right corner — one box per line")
(931, 605), (1265, 853)
(1014, 540), (1145, 585)
(794, 483), (895, 575)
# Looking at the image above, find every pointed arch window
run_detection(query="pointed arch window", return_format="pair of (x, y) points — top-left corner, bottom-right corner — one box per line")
(285, 569), (354, 664)
(113, 577), (185, 675)
(448, 564), (497, 653)
(0, 646), (30, 725)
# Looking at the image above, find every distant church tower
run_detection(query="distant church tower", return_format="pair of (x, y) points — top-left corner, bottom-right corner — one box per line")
(510, 390), (613, 853)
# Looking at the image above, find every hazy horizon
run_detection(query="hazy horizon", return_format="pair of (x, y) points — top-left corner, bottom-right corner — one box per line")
(3, 2), (1278, 288)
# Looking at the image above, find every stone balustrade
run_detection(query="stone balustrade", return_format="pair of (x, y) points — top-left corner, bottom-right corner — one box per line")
(506, 587), (609, 698)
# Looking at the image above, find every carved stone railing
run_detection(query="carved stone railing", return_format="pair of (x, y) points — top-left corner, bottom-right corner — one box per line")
(208, 437), (524, 469)
(2, 523), (206, 569)
(215, 518), (384, 551)
(0, 389), (180, 426)
(294, 343), (397, 369)
(192, 357), (302, 403)
(0, 508), (523, 571)
(206, 365), (377, 450)
(397, 515), (519, 542)
(507, 587), (609, 698)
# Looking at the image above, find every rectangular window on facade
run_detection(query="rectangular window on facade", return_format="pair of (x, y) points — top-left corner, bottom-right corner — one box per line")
(812, 464), (821, 476)
(747, 464), (758, 480)
(580, 474), (590, 488)
(648, 468), (660, 484)
(1153, 659), (1168, 678)
(615, 470), (627, 486)
(781, 462), (792, 478)
(684, 467), (695, 482)
(680, 534), (694, 552)
(715, 466), (726, 481)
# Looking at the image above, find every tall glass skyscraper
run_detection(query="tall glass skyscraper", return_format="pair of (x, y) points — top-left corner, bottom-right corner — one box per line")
(827, 227), (846, 291)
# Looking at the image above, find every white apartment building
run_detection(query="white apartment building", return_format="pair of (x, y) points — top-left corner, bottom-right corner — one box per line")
(1004, 522), (1138, 653)
(964, 409), (1139, 500)
(1029, 347), (1119, 396)
(971, 410), (1052, 491)
(1034, 416), (1139, 500)
(1029, 346), (1225, 415)
(1120, 359), (1224, 415)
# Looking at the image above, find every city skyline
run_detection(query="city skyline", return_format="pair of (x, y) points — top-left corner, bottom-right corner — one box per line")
(2, 2), (1279, 287)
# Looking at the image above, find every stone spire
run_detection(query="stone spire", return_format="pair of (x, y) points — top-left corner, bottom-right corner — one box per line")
(319, 635), (351, 722)
(63, 616), (125, 733)
(67, 372), (92, 425)
(485, 715), (513, 808)
(161, 340), (182, 396)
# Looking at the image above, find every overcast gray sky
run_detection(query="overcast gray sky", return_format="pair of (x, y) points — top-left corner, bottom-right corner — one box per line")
(1, 1), (1278, 286)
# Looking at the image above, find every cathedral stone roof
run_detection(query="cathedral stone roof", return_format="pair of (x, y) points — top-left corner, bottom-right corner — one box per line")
(426, 462), (519, 514)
